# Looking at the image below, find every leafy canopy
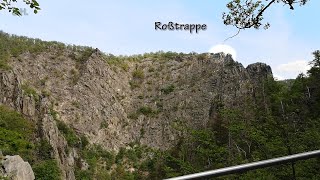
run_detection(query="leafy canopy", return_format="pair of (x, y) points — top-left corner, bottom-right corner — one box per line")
(223, 0), (309, 30)
(0, 0), (40, 16)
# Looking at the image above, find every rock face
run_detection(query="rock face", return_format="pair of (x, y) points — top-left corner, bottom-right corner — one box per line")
(0, 155), (35, 180)
(246, 62), (273, 81)
(0, 50), (273, 179)
(0, 70), (75, 180)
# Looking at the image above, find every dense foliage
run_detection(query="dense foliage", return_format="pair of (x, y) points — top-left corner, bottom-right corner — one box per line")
(148, 50), (320, 179)
(0, 0), (40, 16)
(0, 105), (35, 159)
(0, 105), (61, 179)
(223, 0), (310, 30)
(74, 143), (158, 180)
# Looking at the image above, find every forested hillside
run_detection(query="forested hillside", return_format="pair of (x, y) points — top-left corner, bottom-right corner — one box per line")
(0, 30), (319, 179)
(151, 50), (320, 179)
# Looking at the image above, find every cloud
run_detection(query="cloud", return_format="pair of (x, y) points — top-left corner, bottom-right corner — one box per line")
(272, 60), (312, 79)
(275, 60), (311, 73)
(273, 74), (285, 81)
(208, 44), (237, 60)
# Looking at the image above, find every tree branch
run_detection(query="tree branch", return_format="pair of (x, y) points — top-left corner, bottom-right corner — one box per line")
(223, 29), (241, 43)
(246, 0), (276, 29)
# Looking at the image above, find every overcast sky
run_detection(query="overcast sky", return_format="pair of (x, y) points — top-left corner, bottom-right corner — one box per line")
(0, 0), (319, 80)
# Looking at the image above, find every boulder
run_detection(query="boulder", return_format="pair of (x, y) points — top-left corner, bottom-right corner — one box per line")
(1, 155), (35, 180)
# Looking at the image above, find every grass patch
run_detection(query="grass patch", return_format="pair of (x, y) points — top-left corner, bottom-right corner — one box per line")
(161, 84), (175, 95)
(21, 83), (39, 101)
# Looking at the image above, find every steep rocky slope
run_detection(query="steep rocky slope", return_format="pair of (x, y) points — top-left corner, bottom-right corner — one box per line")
(0, 37), (272, 179)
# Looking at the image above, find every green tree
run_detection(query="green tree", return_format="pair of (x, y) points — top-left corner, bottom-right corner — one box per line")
(306, 50), (320, 117)
(308, 50), (320, 78)
(0, 0), (40, 16)
(32, 160), (61, 180)
(223, 0), (309, 30)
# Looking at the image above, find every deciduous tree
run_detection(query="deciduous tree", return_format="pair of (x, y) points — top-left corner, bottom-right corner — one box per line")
(0, 0), (40, 16)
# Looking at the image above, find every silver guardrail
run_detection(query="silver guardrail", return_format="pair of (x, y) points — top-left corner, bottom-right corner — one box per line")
(165, 149), (320, 180)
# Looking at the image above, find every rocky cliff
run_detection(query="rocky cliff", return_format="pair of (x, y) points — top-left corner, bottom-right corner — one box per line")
(0, 155), (35, 180)
(0, 40), (273, 179)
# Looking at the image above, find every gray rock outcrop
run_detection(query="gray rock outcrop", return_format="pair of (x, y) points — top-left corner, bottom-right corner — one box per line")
(0, 49), (273, 179)
(0, 155), (35, 180)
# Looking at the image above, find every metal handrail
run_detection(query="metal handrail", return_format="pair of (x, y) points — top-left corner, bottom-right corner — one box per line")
(164, 149), (320, 180)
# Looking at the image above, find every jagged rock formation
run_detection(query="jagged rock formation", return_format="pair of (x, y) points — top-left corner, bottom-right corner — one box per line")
(0, 70), (75, 179)
(0, 49), (272, 179)
(0, 155), (35, 180)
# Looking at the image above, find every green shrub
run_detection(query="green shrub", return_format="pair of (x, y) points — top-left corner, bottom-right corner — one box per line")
(128, 112), (139, 120)
(21, 84), (39, 101)
(138, 106), (153, 115)
(49, 108), (58, 121)
(161, 85), (175, 95)
(161, 51), (178, 60)
(39, 77), (48, 86)
(100, 121), (108, 129)
(77, 144), (115, 179)
(41, 90), (51, 97)
(138, 106), (158, 117)
(132, 69), (144, 79)
(197, 53), (207, 61)
(0, 175), (9, 180)
(111, 165), (134, 180)
(36, 139), (53, 161)
(70, 70), (80, 85)
(140, 128), (145, 137)
(80, 135), (89, 149)
(33, 160), (61, 180)
(95, 171), (111, 180)
(105, 54), (131, 72)
(148, 67), (155, 72)
(0, 106), (35, 137)
(0, 128), (34, 157)
(120, 62), (129, 72)
(129, 80), (140, 89)
(0, 105), (35, 159)
(75, 169), (92, 180)
(71, 101), (80, 108)
(56, 120), (79, 147)
(0, 58), (11, 70)
(75, 47), (94, 63)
